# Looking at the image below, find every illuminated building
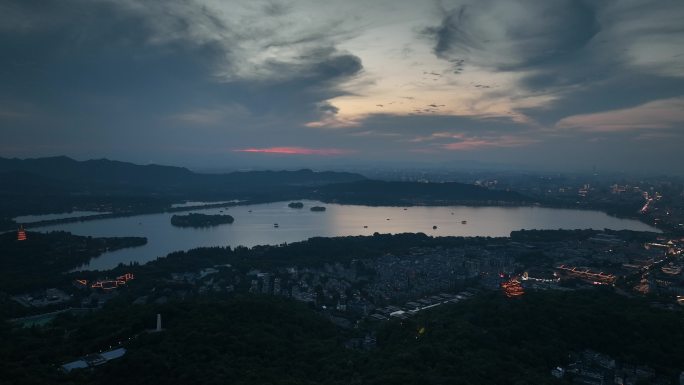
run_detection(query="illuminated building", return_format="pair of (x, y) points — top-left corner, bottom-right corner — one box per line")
(555, 265), (616, 285)
(17, 225), (27, 241)
(521, 270), (559, 283)
(501, 278), (524, 298)
(89, 272), (135, 290)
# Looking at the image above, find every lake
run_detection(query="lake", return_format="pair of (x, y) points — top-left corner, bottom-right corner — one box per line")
(32, 200), (658, 271)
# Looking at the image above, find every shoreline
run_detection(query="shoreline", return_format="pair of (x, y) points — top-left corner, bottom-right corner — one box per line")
(5, 198), (665, 235)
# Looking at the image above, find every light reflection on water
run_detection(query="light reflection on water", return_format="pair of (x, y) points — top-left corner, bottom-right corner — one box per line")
(32, 200), (658, 271)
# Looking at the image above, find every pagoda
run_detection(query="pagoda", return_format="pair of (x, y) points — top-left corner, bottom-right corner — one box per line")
(501, 277), (524, 298)
(17, 225), (27, 241)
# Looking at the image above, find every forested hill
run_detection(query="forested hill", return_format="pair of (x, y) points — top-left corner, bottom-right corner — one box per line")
(312, 179), (530, 205)
(0, 156), (366, 219)
(0, 156), (366, 195)
(3, 291), (684, 384)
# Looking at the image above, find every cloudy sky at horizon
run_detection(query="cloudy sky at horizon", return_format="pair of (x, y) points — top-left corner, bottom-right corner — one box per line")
(1, 0), (683, 173)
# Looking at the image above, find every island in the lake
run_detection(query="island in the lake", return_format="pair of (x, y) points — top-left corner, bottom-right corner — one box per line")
(288, 202), (304, 209)
(310, 206), (326, 212)
(170, 213), (234, 228)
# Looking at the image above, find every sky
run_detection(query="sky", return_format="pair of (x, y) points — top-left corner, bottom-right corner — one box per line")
(1, 0), (683, 173)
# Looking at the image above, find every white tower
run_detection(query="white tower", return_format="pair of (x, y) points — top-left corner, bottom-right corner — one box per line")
(156, 313), (162, 332)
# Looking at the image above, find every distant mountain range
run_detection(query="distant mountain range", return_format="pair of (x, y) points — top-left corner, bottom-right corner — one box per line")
(0, 156), (365, 196)
(0, 156), (531, 222)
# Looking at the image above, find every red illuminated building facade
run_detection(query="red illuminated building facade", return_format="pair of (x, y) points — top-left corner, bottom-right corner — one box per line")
(501, 278), (524, 298)
(17, 225), (27, 241)
(74, 273), (135, 291)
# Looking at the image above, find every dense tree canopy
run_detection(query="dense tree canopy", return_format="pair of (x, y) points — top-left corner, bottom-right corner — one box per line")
(2, 290), (683, 385)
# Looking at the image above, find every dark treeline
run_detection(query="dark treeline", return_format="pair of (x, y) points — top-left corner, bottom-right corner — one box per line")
(133, 233), (507, 277)
(510, 228), (658, 243)
(311, 179), (530, 206)
(0, 231), (146, 293)
(170, 213), (234, 227)
(368, 289), (684, 384)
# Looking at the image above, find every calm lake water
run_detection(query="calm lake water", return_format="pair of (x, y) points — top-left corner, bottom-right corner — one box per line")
(32, 200), (658, 271)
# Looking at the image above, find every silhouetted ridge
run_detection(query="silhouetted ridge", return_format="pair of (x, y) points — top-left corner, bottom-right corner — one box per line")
(0, 156), (366, 195)
(313, 179), (528, 204)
